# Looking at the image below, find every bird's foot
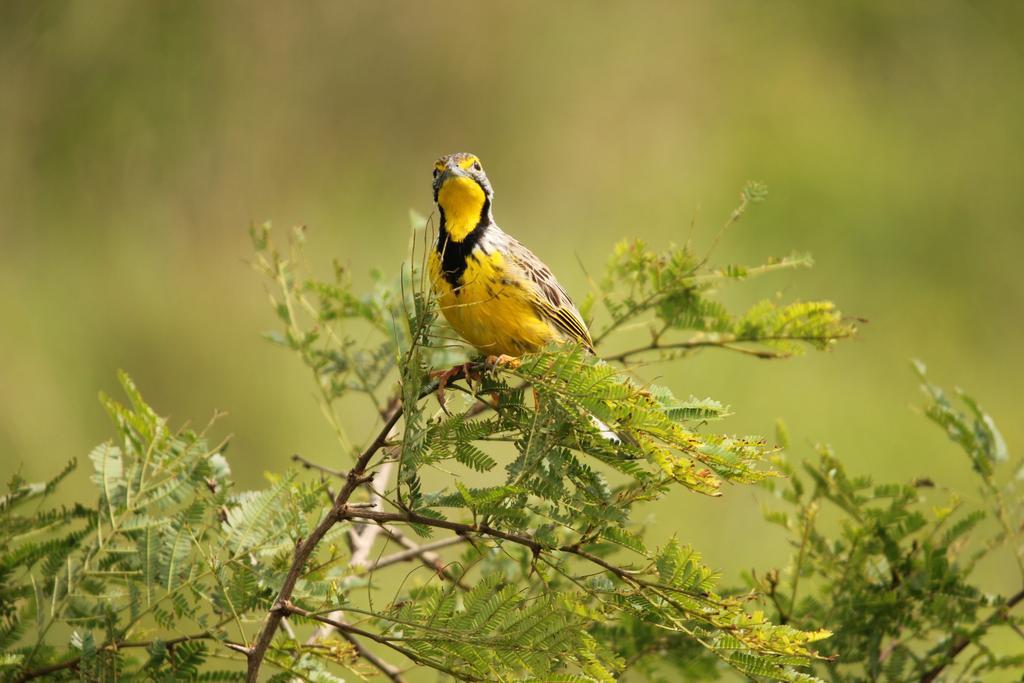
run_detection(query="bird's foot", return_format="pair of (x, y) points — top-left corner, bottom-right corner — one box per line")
(485, 354), (521, 371)
(430, 362), (477, 413)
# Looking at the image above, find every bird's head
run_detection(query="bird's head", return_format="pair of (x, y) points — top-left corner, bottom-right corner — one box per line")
(433, 152), (493, 241)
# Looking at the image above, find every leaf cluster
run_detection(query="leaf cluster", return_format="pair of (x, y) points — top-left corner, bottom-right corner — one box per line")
(0, 373), (356, 681)
(594, 184), (856, 364)
(746, 364), (1024, 682)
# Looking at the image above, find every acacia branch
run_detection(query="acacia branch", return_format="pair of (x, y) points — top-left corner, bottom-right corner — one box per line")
(372, 526), (469, 586)
(605, 333), (854, 364)
(331, 626), (403, 679)
(331, 506), (772, 637)
(327, 506), (786, 660)
(307, 459), (398, 664)
(245, 403), (405, 682)
(16, 631), (246, 683)
(336, 507), (652, 589)
(919, 586), (1024, 683)
(291, 453), (346, 479)
(333, 620), (406, 682)
(247, 368), (472, 682)
(281, 601), (480, 681)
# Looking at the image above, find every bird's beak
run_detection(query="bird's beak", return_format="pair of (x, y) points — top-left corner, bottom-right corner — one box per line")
(440, 162), (468, 184)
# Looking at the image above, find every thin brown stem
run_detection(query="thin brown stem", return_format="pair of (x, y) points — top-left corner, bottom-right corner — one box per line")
(306, 459), (399, 649)
(336, 508), (662, 591)
(282, 602), (481, 681)
(919, 587), (1024, 683)
(16, 631), (245, 683)
(372, 528), (470, 587)
(334, 622), (406, 682)
(245, 404), (405, 682)
(788, 503), (817, 622)
(246, 367), (473, 682)
(605, 333), (855, 365)
(292, 453), (346, 479)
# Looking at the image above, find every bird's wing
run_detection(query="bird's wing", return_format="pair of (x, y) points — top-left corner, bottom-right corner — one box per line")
(502, 234), (594, 351)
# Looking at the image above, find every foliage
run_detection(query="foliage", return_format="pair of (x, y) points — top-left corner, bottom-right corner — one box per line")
(16, 185), (1020, 683)
(741, 362), (1024, 682)
(0, 372), (345, 681)
(595, 183), (856, 363)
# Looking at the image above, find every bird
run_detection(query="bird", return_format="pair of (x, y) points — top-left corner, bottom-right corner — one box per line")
(427, 153), (623, 443)
(428, 152), (594, 365)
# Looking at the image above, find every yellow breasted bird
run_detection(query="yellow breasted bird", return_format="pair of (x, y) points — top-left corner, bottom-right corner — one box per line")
(428, 153), (623, 443)
(428, 152), (593, 363)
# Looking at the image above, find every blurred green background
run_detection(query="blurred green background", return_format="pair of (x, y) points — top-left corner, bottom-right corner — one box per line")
(2, 0), (1022, 640)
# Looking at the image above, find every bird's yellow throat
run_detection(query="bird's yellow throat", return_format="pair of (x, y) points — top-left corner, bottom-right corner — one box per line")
(437, 175), (487, 241)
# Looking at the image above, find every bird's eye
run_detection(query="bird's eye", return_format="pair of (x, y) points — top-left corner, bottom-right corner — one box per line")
(472, 162), (482, 172)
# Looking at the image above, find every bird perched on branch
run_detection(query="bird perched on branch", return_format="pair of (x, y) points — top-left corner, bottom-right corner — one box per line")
(428, 152), (593, 365)
(428, 153), (622, 443)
